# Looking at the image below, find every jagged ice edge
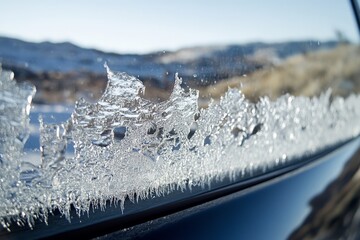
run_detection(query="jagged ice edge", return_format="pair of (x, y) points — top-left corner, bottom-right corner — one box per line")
(0, 65), (360, 230)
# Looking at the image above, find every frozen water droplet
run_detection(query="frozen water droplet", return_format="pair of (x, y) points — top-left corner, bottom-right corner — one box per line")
(273, 132), (277, 139)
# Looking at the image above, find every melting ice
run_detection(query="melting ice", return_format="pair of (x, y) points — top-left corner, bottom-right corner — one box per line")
(1, 65), (360, 229)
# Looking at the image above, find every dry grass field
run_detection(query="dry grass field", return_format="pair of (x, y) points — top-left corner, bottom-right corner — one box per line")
(197, 44), (360, 106)
(11, 44), (359, 106)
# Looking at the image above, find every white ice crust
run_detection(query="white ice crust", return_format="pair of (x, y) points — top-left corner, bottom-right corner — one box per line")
(0, 65), (360, 229)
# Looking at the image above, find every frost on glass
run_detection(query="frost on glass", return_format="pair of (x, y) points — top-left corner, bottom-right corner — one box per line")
(0, 68), (36, 229)
(1, 64), (360, 230)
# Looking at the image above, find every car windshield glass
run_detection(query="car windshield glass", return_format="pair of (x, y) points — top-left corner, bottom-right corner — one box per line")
(0, 0), (360, 230)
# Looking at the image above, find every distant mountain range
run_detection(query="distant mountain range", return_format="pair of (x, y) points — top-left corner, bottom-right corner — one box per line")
(0, 36), (339, 103)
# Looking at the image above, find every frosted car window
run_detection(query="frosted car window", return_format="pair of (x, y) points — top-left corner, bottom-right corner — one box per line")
(0, 0), (359, 231)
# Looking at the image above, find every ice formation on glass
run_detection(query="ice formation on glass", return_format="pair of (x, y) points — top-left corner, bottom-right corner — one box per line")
(0, 65), (360, 230)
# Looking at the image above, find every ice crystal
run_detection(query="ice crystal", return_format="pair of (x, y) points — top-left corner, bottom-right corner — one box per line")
(0, 65), (360, 229)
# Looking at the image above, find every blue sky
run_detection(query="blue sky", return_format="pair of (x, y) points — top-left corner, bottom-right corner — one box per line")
(0, 0), (358, 53)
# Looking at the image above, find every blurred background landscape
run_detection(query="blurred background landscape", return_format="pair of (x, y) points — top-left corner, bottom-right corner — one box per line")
(0, 36), (359, 108)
